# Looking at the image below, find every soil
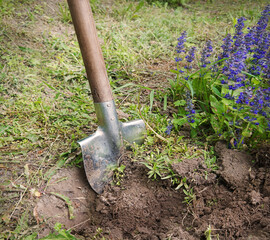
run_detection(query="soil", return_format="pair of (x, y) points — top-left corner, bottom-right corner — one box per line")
(35, 142), (270, 239)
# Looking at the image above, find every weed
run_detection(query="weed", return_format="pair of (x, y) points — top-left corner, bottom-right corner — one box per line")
(183, 186), (196, 205)
(112, 164), (126, 186)
(0, 0), (15, 16)
(59, 2), (72, 23)
(146, 0), (192, 8)
(204, 225), (220, 240)
(112, 0), (144, 20)
(202, 146), (218, 170)
(58, 0), (102, 23)
(38, 223), (79, 240)
(141, 149), (169, 180)
(92, 227), (106, 240)
(140, 146), (197, 205)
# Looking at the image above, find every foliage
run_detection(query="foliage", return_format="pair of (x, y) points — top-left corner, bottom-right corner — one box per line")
(113, 0), (144, 20)
(58, 0), (103, 23)
(145, 0), (199, 8)
(169, 5), (270, 149)
(112, 164), (126, 185)
(25, 224), (106, 240)
(38, 223), (79, 240)
(204, 225), (220, 240)
(141, 149), (169, 179)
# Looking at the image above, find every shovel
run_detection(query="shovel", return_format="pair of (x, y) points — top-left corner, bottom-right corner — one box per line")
(67, 0), (145, 194)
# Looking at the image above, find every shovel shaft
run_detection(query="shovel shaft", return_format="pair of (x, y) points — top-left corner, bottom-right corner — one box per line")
(67, 0), (113, 103)
(68, 0), (146, 194)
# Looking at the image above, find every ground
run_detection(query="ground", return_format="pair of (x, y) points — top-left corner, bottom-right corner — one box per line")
(35, 142), (270, 239)
(0, 0), (270, 239)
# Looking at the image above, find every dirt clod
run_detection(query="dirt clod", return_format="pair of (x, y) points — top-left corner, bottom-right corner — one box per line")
(215, 141), (254, 188)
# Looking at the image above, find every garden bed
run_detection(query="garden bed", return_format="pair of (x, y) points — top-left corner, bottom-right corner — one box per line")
(35, 142), (270, 239)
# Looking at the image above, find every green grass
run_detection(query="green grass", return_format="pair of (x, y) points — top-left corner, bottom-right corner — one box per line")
(0, 0), (269, 238)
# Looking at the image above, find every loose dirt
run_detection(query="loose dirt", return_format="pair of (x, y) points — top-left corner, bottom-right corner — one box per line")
(36, 142), (270, 239)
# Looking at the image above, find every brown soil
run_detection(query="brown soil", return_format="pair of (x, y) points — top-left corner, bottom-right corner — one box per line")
(36, 142), (270, 239)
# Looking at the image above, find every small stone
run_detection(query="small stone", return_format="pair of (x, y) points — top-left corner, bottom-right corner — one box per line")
(204, 207), (212, 214)
(249, 171), (255, 180)
(249, 190), (262, 205)
(260, 217), (270, 228)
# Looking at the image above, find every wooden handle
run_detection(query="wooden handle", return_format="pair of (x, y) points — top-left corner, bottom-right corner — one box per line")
(67, 0), (113, 103)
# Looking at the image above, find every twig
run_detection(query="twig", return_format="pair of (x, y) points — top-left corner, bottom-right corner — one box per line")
(0, 161), (21, 164)
(9, 188), (28, 220)
(2, 188), (24, 192)
(137, 91), (168, 143)
(67, 218), (91, 231)
(139, 110), (168, 142)
(118, 94), (131, 108)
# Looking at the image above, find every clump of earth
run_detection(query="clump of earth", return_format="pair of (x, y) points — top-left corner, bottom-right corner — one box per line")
(36, 142), (270, 239)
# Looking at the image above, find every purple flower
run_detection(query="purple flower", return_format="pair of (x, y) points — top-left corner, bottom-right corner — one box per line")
(184, 47), (196, 70)
(249, 88), (266, 115)
(256, 4), (270, 34)
(165, 123), (174, 135)
(253, 32), (270, 64)
(219, 34), (233, 60)
(233, 17), (247, 51)
(236, 87), (253, 105)
(200, 40), (213, 67)
(176, 31), (187, 55)
(224, 93), (234, 100)
(222, 44), (247, 90)
(245, 26), (256, 51)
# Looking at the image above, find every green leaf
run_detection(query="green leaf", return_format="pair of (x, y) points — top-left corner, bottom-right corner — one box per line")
(210, 95), (224, 115)
(18, 46), (33, 52)
(26, 134), (39, 143)
(0, 125), (9, 135)
(183, 189), (189, 195)
(251, 78), (261, 85)
(118, 164), (126, 173)
(211, 86), (221, 98)
(221, 98), (232, 106)
(134, 0), (144, 13)
(163, 94), (167, 111)
(149, 90), (154, 112)
(170, 69), (179, 74)
(54, 223), (62, 232)
(190, 127), (197, 138)
(174, 100), (186, 106)
(55, 92), (61, 100)
(24, 233), (38, 240)
(210, 115), (219, 133)
(172, 118), (187, 127)
(242, 126), (252, 137)
(186, 80), (194, 97)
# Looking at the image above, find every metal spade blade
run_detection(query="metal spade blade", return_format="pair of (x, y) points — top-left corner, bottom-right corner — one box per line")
(67, 0), (145, 194)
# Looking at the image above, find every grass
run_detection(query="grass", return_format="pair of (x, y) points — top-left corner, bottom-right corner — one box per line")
(0, 0), (269, 238)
